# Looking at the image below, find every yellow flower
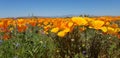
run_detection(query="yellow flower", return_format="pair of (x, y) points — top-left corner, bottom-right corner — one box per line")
(100, 26), (107, 32)
(107, 27), (114, 31)
(85, 17), (94, 22)
(43, 21), (48, 25)
(17, 19), (25, 24)
(91, 20), (105, 29)
(51, 27), (59, 33)
(0, 22), (3, 28)
(63, 28), (70, 32)
(72, 17), (88, 26)
(105, 22), (110, 26)
(57, 31), (66, 37)
(68, 22), (73, 27)
(111, 24), (118, 28)
(114, 28), (120, 33)
(107, 27), (115, 34)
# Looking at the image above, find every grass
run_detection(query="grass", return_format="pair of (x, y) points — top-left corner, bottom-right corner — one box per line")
(0, 17), (120, 58)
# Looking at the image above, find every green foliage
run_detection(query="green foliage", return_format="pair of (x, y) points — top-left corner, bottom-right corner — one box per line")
(0, 26), (56, 58)
(50, 26), (120, 58)
(0, 26), (120, 58)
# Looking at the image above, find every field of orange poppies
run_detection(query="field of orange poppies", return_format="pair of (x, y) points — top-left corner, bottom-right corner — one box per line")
(0, 16), (120, 58)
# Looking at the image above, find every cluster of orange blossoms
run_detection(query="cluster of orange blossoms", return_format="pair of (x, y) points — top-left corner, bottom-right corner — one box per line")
(0, 16), (120, 40)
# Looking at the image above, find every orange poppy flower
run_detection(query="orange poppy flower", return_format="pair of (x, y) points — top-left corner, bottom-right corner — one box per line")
(90, 20), (105, 29)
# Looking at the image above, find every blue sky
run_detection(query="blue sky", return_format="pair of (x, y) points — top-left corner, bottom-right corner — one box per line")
(0, 0), (120, 17)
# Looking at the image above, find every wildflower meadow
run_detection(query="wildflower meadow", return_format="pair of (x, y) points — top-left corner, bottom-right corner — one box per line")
(0, 16), (120, 58)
